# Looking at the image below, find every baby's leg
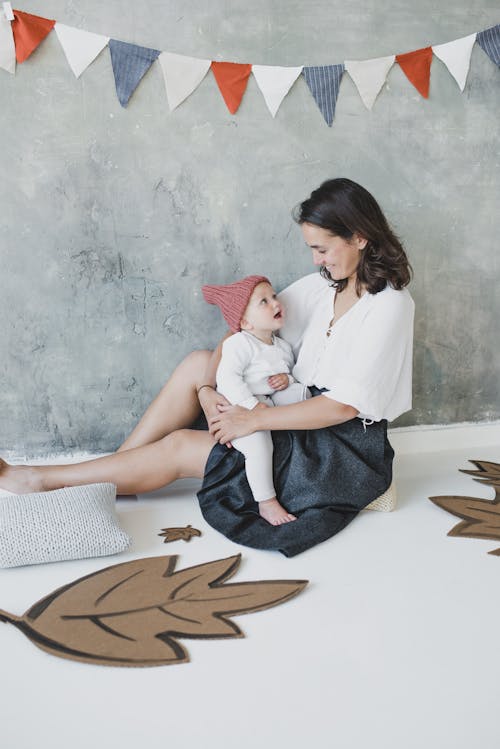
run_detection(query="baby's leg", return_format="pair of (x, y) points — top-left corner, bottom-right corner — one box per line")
(270, 382), (311, 406)
(232, 432), (296, 526)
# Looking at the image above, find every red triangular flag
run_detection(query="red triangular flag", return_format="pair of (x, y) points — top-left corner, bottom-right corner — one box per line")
(12, 9), (55, 63)
(396, 46), (432, 98)
(211, 62), (252, 114)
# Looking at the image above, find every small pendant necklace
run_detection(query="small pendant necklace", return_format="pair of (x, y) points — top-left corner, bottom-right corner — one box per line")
(326, 295), (335, 338)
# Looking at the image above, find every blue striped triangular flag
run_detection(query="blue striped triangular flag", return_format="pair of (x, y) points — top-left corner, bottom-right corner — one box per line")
(303, 64), (345, 126)
(477, 24), (500, 66)
(109, 39), (160, 107)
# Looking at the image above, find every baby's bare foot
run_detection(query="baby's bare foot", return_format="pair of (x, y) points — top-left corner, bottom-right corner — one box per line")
(259, 497), (297, 526)
(0, 458), (45, 495)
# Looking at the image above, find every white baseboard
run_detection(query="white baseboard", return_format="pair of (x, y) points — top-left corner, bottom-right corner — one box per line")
(3, 420), (500, 463)
(389, 420), (500, 455)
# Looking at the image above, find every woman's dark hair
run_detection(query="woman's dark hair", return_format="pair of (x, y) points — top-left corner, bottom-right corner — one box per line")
(293, 178), (412, 294)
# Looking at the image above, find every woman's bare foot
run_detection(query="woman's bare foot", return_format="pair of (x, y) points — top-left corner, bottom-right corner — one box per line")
(0, 458), (45, 495)
(258, 497), (297, 526)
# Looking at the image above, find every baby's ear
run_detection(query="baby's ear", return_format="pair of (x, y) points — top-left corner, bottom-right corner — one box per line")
(239, 317), (252, 332)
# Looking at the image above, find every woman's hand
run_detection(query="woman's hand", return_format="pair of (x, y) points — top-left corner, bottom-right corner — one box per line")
(198, 387), (233, 446)
(209, 402), (266, 444)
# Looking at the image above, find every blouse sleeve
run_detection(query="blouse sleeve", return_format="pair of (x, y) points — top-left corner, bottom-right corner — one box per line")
(322, 289), (414, 422)
(216, 334), (260, 410)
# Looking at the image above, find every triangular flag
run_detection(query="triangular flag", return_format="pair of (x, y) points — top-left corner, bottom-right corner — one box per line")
(396, 46), (433, 98)
(252, 64), (303, 117)
(11, 9), (55, 63)
(345, 55), (395, 110)
(158, 51), (211, 110)
(54, 23), (109, 78)
(433, 33), (476, 91)
(108, 39), (160, 108)
(211, 61), (252, 114)
(303, 64), (345, 125)
(0, 13), (15, 74)
(477, 24), (500, 67)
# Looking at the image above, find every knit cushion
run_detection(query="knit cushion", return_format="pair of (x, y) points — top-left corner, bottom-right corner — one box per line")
(0, 483), (132, 568)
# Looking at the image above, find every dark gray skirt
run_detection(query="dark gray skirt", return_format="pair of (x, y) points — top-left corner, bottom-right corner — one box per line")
(196, 388), (394, 557)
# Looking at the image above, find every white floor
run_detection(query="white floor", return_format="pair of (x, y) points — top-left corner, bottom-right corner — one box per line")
(1, 430), (500, 749)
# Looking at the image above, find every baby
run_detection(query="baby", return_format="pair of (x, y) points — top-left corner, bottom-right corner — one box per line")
(202, 275), (309, 526)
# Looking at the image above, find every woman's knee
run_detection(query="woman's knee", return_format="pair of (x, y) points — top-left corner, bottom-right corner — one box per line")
(161, 429), (211, 479)
(163, 428), (190, 451)
(182, 349), (212, 369)
(159, 349), (211, 394)
(158, 430), (191, 481)
(177, 350), (212, 386)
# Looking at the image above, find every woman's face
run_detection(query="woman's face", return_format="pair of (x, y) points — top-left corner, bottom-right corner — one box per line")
(301, 222), (367, 282)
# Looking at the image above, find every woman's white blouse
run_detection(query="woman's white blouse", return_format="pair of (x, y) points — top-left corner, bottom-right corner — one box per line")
(278, 273), (414, 422)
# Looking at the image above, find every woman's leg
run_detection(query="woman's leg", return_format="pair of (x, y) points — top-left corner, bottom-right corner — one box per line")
(118, 350), (212, 452)
(0, 430), (214, 496)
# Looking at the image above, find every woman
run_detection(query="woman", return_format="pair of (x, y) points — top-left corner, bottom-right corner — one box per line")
(0, 178), (414, 556)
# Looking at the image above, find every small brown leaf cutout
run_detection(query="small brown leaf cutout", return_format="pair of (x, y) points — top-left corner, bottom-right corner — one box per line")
(430, 459), (500, 555)
(0, 554), (307, 667)
(158, 525), (202, 543)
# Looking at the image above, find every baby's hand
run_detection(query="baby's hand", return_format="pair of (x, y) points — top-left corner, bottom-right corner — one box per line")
(268, 373), (289, 391)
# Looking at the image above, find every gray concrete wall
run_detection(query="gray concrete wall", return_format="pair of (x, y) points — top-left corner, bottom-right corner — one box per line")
(1, 0), (499, 456)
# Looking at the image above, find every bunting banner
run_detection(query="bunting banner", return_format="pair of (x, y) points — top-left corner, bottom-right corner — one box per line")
(433, 33), (476, 91)
(477, 23), (500, 66)
(211, 61), (252, 114)
(1, 9), (499, 124)
(108, 39), (160, 108)
(158, 51), (211, 111)
(303, 64), (345, 125)
(54, 23), (109, 78)
(396, 46), (433, 98)
(11, 9), (54, 63)
(345, 55), (395, 110)
(252, 64), (303, 117)
(0, 12), (15, 73)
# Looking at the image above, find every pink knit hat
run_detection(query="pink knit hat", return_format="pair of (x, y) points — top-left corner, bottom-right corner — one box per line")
(202, 275), (270, 332)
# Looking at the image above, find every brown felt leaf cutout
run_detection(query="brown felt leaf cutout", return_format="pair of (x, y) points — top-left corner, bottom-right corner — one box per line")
(158, 525), (202, 543)
(459, 460), (500, 494)
(0, 554), (307, 667)
(430, 459), (500, 555)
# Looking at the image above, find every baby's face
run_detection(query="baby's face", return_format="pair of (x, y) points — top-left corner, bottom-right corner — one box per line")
(241, 282), (285, 334)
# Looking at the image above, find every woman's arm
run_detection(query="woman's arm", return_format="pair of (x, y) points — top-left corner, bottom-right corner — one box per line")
(209, 395), (358, 444)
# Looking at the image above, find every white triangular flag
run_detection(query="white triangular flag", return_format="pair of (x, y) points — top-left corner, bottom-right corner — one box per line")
(433, 33), (476, 91)
(55, 23), (109, 78)
(252, 65), (303, 117)
(158, 51), (211, 110)
(345, 55), (395, 110)
(0, 13), (15, 74)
